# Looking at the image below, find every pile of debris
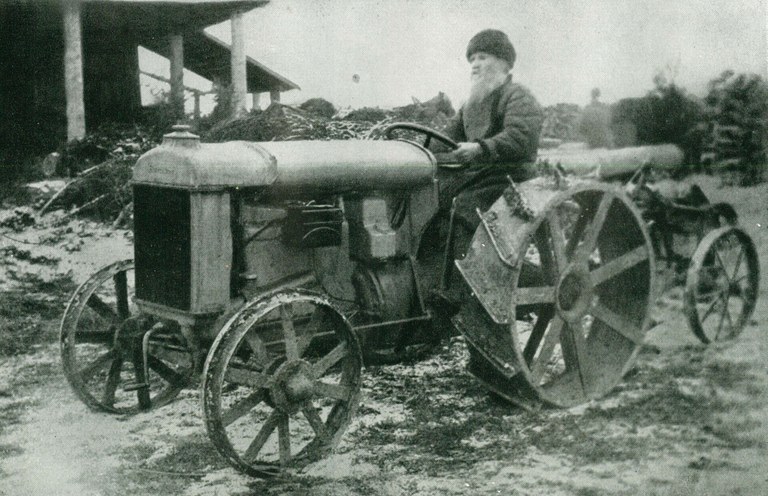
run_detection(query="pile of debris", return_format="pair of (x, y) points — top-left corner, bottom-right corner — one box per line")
(26, 94), (457, 227)
(204, 92), (455, 143)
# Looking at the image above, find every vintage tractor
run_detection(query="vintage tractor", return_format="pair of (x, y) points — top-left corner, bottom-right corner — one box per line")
(61, 124), (659, 477)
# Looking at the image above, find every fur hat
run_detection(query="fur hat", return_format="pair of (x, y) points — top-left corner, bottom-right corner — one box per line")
(466, 29), (516, 68)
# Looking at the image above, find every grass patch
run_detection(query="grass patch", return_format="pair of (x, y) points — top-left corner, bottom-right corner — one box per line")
(150, 437), (226, 473)
(0, 271), (77, 356)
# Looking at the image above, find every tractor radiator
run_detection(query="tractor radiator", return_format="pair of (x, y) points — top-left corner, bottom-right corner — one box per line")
(133, 185), (192, 311)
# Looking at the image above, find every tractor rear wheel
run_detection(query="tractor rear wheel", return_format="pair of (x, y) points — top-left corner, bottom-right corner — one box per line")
(202, 289), (362, 478)
(456, 180), (656, 408)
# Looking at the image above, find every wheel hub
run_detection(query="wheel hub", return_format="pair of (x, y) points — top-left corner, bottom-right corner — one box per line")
(556, 265), (593, 323)
(269, 360), (315, 413)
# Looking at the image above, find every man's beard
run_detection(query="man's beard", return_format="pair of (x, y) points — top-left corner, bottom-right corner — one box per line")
(468, 68), (508, 106)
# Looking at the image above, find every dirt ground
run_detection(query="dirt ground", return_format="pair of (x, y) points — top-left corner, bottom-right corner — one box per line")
(1, 173), (767, 496)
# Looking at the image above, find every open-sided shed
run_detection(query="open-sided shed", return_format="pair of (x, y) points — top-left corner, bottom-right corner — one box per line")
(0, 0), (299, 160)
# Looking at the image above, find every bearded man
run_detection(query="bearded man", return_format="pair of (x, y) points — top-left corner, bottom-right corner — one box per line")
(436, 29), (544, 225)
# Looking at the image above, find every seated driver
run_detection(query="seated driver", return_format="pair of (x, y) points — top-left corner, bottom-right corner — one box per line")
(435, 29), (544, 231)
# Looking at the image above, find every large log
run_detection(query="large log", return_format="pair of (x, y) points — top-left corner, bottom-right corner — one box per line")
(538, 144), (684, 179)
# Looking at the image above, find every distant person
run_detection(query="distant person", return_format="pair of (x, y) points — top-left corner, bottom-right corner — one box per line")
(578, 87), (614, 149)
(435, 29), (544, 225)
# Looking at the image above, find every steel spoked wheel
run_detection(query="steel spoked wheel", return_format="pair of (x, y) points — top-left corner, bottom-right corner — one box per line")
(202, 290), (362, 478)
(512, 185), (655, 406)
(685, 227), (759, 343)
(60, 260), (195, 414)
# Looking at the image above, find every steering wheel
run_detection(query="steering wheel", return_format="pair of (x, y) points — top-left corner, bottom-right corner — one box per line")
(383, 122), (459, 151)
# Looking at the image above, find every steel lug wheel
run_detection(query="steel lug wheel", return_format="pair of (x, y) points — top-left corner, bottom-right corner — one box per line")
(202, 289), (362, 478)
(685, 226), (759, 343)
(60, 260), (195, 414)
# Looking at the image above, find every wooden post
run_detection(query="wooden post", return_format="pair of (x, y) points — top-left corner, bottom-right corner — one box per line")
(270, 90), (281, 104)
(230, 10), (247, 117)
(193, 91), (201, 120)
(63, 0), (86, 141)
(169, 34), (185, 120)
(251, 92), (260, 111)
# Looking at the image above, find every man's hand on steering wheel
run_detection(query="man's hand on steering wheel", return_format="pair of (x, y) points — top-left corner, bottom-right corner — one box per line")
(453, 142), (484, 164)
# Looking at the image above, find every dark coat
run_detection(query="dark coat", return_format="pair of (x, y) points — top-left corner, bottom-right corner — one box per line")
(444, 76), (544, 165)
(436, 77), (544, 231)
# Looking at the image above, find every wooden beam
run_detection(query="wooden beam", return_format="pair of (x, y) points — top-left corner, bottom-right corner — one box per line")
(169, 34), (185, 120)
(63, 0), (86, 141)
(251, 92), (260, 110)
(230, 10), (247, 117)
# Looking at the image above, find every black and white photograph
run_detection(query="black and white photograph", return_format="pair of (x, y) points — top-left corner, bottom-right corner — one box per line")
(1, 0), (767, 494)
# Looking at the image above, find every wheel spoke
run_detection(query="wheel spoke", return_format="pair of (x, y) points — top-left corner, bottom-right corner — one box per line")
(311, 342), (348, 378)
(523, 308), (554, 365)
(302, 403), (327, 439)
(546, 210), (568, 271)
(244, 411), (281, 462)
(147, 355), (187, 386)
(714, 249), (729, 279)
(222, 390), (267, 426)
(591, 302), (644, 344)
(575, 193), (613, 264)
(102, 355), (123, 406)
(86, 295), (119, 323)
(515, 286), (556, 306)
(75, 329), (116, 345)
(565, 209), (590, 258)
(530, 316), (564, 382)
(559, 321), (584, 374)
(730, 246), (745, 282)
(699, 293), (723, 324)
(313, 381), (352, 401)
(114, 271), (130, 320)
(225, 365), (271, 389)
(244, 332), (271, 366)
(278, 414), (291, 466)
(715, 297), (729, 340)
(591, 245), (649, 285)
(78, 349), (116, 380)
(280, 303), (299, 360)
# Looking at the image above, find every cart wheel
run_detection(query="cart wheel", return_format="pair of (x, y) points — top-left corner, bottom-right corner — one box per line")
(202, 289), (362, 478)
(60, 260), (195, 414)
(685, 226), (759, 343)
(458, 182), (656, 408)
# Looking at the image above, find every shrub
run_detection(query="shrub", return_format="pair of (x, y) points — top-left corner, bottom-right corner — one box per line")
(702, 71), (768, 184)
(611, 78), (703, 153)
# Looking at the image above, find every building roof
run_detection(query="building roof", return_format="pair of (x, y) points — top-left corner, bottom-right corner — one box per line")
(142, 31), (300, 92)
(80, 0), (298, 92)
(82, 0), (269, 35)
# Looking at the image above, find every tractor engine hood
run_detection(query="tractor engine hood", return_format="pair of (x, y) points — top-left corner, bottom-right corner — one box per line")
(133, 127), (436, 192)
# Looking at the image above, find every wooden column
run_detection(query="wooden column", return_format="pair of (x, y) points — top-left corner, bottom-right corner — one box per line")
(169, 34), (185, 119)
(63, 0), (86, 141)
(250, 92), (260, 111)
(270, 90), (281, 104)
(230, 10), (247, 117)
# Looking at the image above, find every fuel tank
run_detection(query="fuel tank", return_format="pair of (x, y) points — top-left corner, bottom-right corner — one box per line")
(133, 127), (436, 192)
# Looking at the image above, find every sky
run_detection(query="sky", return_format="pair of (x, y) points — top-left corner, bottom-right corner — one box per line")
(143, 0), (768, 112)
